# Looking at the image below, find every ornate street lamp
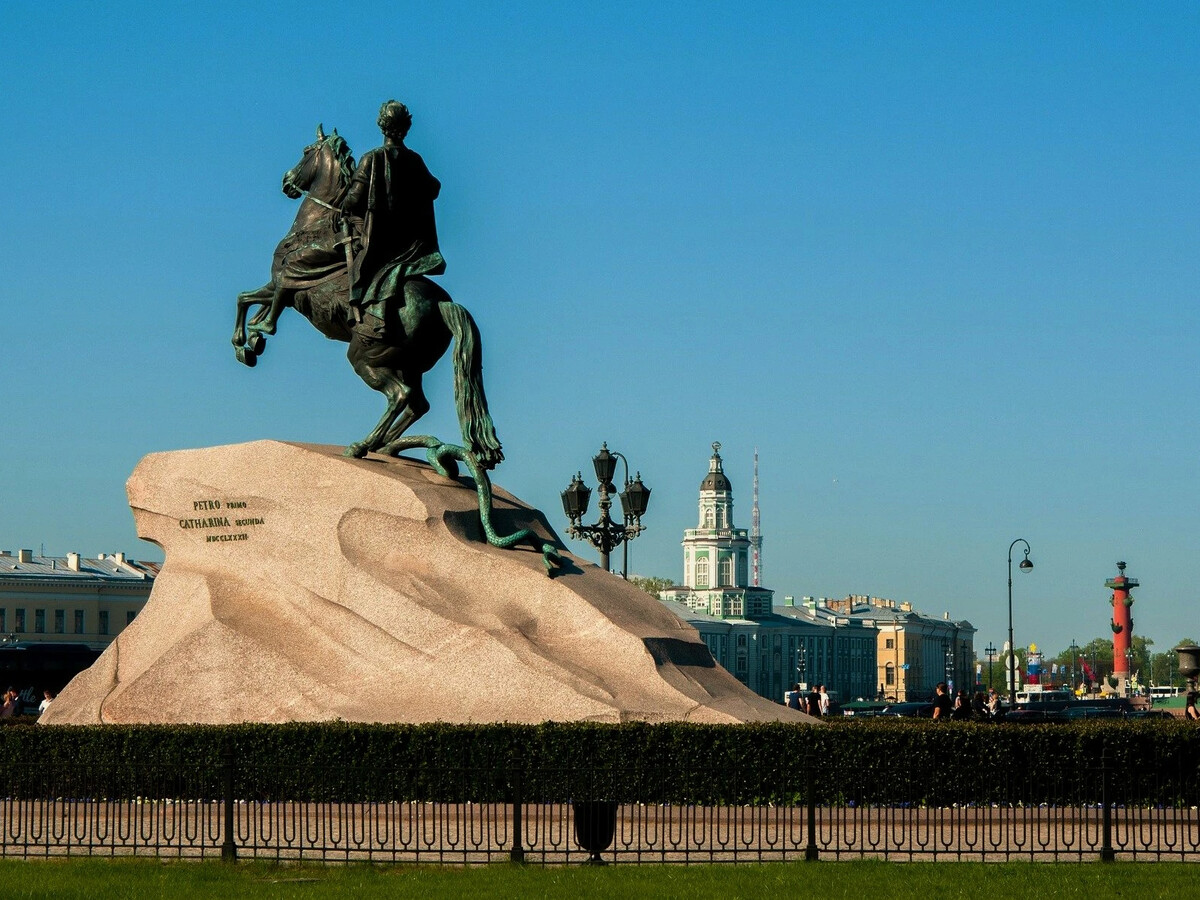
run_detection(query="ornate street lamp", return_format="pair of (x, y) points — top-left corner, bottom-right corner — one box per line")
(985, 642), (997, 691)
(1007, 539), (1033, 708)
(561, 443), (650, 577)
(1175, 644), (1200, 693)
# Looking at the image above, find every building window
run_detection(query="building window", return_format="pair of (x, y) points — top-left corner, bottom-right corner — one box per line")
(15, 609), (26, 633)
(885, 638), (894, 649)
(34, 610), (45, 633)
(126, 610), (137, 626)
(704, 508), (714, 527)
(99, 611), (109, 635)
(54, 610), (65, 634)
(0, 610), (5, 632)
(886, 663), (895, 687)
(74, 611), (84, 634)
(718, 558), (732, 586)
(695, 558), (709, 588)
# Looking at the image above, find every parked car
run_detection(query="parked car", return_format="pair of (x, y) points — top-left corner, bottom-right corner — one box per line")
(878, 702), (934, 718)
(840, 701), (890, 718)
(1060, 705), (1125, 720)
(1004, 709), (1053, 723)
(1128, 709), (1175, 721)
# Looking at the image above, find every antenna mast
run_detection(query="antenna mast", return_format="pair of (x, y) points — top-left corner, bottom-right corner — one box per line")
(751, 447), (762, 586)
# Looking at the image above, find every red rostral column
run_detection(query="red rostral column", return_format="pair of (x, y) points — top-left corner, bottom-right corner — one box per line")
(1106, 561), (1138, 682)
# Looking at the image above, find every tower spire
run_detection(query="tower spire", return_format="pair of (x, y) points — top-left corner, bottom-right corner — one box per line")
(751, 448), (762, 587)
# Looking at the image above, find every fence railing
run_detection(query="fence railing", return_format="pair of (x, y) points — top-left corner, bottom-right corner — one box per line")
(1, 745), (1197, 863)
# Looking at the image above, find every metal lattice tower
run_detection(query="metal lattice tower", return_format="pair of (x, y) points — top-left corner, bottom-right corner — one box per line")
(751, 447), (762, 586)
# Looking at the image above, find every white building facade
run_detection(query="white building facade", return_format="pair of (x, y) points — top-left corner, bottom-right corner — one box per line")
(660, 444), (878, 703)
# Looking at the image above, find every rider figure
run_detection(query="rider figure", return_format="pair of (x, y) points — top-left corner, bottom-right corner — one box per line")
(340, 100), (446, 338)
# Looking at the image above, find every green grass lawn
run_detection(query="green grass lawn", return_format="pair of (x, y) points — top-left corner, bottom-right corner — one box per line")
(0, 859), (1191, 899)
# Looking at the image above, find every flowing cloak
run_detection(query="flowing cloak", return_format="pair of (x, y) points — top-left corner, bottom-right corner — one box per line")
(342, 144), (446, 308)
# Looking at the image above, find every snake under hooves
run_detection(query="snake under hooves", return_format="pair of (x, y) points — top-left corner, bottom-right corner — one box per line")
(379, 435), (564, 576)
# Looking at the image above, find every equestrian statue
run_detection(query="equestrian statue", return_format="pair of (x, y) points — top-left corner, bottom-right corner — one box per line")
(232, 101), (559, 571)
(231, 101), (502, 469)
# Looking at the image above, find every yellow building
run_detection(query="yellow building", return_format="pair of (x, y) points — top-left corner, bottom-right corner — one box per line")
(824, 595), (975, 701)
(0, 549), (156, 650)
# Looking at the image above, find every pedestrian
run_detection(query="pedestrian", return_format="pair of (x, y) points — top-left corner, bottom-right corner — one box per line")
(1186, 689), (1199, 721)
(971, 691), (987, 719)
(931, 682), (953, 721)
(0, 689), (17, 718)
(818, 684), (830, 716)
(786, 683), (802, 710)
(38, 691), (54, 714)
(807, 684), (821, 717)
(986, 689), (1002, 719)
(951, 689), (972, 720)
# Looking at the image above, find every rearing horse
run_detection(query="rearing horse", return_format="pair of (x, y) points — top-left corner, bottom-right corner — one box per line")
(231, 126), (503, 469)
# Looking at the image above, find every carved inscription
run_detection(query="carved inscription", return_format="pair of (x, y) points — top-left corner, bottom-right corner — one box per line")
(178, 499), (264, 544)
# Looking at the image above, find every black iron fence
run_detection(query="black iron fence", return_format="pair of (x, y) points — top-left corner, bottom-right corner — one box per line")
(1, 744), (1198, 863)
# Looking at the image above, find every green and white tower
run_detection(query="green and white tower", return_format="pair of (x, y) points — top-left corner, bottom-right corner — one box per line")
(665, 443), (773, 618)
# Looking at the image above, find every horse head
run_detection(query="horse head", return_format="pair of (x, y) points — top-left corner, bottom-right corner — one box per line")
(281, 124), (355, 204)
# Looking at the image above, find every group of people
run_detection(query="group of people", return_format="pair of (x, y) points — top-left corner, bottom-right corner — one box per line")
(932, 683), (1005, 721)
(786, 683), (832, 717)
(0, 688), (53, 718)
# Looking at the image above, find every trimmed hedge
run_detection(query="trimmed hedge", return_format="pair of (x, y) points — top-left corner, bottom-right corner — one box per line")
(1, 719), (1197, 806)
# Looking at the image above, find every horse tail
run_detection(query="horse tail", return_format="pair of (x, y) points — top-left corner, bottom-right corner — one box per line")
(440, 301), (504, 469)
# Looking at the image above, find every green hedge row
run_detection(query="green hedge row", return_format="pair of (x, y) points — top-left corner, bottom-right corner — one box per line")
(1, 719), (1197, 806)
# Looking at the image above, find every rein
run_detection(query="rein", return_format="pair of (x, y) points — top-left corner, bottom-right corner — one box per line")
(306, 195), (339, 213)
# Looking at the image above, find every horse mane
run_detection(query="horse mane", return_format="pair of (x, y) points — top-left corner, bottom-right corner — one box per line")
(324, 134), (356, 186)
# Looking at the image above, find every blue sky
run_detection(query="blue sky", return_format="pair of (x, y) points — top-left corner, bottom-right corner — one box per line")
(2, 3), (1199, 662)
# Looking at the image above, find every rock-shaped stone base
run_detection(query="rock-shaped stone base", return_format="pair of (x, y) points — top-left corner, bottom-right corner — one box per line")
(43, 441), (809, 725)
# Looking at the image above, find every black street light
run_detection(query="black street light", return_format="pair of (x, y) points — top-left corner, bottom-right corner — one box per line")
(1007, 538), (1034, 708)
(944, 641), (954, 689)
(796, 645), (807, 688)
(985, 642), (997, 691)
(561, 443), (650, 577)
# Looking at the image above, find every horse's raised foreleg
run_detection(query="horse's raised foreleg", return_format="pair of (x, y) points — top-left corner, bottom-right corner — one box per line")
(246, 284), (290, 338)
(233, 283), (275, 347)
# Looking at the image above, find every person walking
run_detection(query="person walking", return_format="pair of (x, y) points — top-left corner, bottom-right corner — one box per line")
(931, 682), (953, 721)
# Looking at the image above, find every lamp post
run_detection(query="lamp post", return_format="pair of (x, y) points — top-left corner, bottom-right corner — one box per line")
(796, 644), (807, 689)
(944, 641), (953, 690)
(1068, 639), (1079, 693)
(1007, 539), (1033, 708)
(561, 443), (650, 577)
(985, 642), (997, 691)
(1175, 644), (1200, 696)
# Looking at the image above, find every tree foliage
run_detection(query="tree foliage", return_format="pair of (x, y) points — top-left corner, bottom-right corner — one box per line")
(629, 575), (675, 596)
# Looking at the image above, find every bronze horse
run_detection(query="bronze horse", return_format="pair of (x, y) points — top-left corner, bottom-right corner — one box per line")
(231, 126), (503, 468)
